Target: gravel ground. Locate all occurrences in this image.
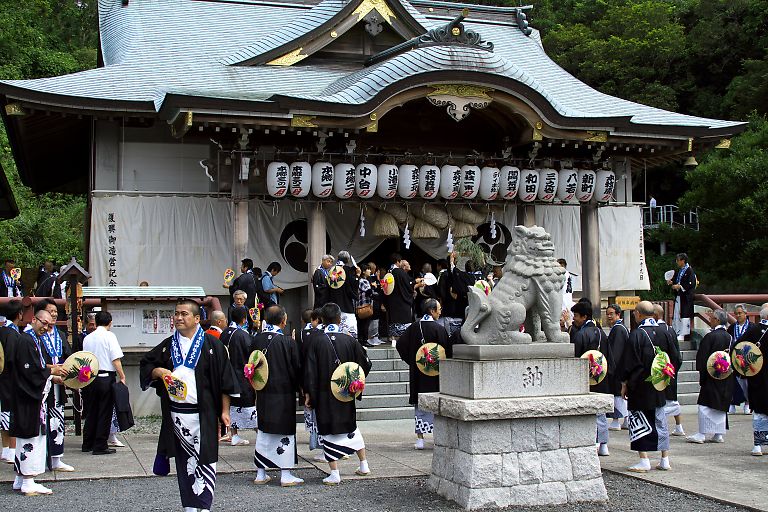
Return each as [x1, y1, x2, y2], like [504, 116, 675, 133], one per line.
[0, 470, 749, 511]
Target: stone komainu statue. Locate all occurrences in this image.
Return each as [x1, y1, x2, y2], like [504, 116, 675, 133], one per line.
[461, 225, 569, 345]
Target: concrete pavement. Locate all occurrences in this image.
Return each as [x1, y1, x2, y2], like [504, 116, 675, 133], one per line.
[1, 412, 765, 510]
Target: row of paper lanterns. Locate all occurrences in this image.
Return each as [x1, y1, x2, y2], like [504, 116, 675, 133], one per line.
[266, 162, 616, 203]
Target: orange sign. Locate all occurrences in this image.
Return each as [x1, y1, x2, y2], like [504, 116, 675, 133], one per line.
[615, 296, 641, 310]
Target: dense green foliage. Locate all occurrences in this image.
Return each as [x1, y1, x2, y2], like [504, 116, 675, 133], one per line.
[669, 116, 768, 292]
[0, 0, 766, 288]
[531, 0, 768, 119]
[0, 0, 97, 267]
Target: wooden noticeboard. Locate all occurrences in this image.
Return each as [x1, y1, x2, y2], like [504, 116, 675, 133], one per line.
[614, 296, 641, 310]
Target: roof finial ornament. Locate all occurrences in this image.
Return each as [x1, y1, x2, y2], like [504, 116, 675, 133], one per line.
[365, 7, 492, 66]
[417, 8, 493, 51]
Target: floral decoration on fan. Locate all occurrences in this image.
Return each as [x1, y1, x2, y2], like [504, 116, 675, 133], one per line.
[711, 353, 730, 377]
[329, 267, 345, 285]
[645, 346, 675, 390]
[587, 352, 604, 380]
[732, 342, 763, 377]
[332, 363, 365, 399]
[417, 344, 441, 374]
[63, 357, 93, 383]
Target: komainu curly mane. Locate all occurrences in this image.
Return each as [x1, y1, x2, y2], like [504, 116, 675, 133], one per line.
[461, 225, 568, 345]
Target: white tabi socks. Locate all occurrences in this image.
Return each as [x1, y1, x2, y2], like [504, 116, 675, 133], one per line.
[12, 474, 23, 491]
[51, 456, 75, 472]
[355, 459, 370, 476]
[280, 470, 304, 487]
[20, 478, 53, 496]
[1, 447, 14, 462]
[253, 468, 271, 484]
[627, 458, 652, 473]
[322, 469, 341, 485]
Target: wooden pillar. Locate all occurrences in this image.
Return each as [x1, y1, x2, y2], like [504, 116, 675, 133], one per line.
[615, 157, 633, 203]
[68, 276, 83, 436]
[516, 204, 536, 227]
[580, 202, 601, 320]
[232, 199, 249, 268]
[307, 203, 326, 307]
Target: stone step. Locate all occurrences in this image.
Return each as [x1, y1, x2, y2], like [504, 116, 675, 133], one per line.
[366, 347, 400, 359]
[363, 382, 410, 396]
[356, 406, 414, 421]
[680, 360, 695, 371]
[678, 393, 699, 406]
[678, 340, 696, 351]
[677, 381, 702, 395]
[293, 406, 414, 423]
[677, 370, 699, 383]
[371, 358, 409, 371]
[357, 393, 412, 409]
[366, 369, 410, 383]
[681, 350, 698, 360]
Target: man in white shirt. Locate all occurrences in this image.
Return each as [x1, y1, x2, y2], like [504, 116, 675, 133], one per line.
[82, 311, 125, 455]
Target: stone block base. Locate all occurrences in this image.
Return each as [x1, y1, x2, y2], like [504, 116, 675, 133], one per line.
[426, 397, 610, 510]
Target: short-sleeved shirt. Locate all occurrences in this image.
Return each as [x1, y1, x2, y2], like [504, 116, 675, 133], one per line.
[83, 326, 124, 372]
[262, 273, 278, 304]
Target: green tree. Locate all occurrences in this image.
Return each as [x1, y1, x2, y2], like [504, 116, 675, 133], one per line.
[538, 0, 687, 111]
[669, 115, 768, 291]
[0, 0, 97, 268]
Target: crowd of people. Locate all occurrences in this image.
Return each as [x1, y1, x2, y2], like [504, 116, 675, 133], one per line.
[571, 254, 767, 473]
[0, 299, 127, 496]
[1, 250, 766, 511]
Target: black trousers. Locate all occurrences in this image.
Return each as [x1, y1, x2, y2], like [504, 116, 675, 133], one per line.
[82, 374, 115, 452]
[357, 316, 372, 345]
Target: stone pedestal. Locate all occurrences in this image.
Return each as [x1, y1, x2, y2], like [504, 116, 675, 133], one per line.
[420, 348, 613, 510]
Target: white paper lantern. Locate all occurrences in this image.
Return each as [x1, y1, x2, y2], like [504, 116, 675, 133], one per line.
[397, 164, 419, 199]
[355, 163, 378, 199]
[500, 165, 520, 200]
[460, 165, 481, 199]
[439, 165, 461, 199]
[518, 169, 539, 202]
[376, 164, 398, 199]
[479, 166, 501, 201]
[333, 163, 356, 199]
[537, 168, 559, 202]
[267, 161, 290, 198]
[595, 170, 616, 202]
[311, 162, 334, 198]
[289, 161, 311, 198]
[576, 169, 597, 202]
[418, 165, 441, 199]
[556, 169, 579, 202]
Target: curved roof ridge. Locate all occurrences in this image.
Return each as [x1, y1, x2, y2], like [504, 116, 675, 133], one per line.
[220, 0, 346, 66]
[297, 45, 576, 113]
[220, 0, 429, 66]
[278, 44, 743, 131]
